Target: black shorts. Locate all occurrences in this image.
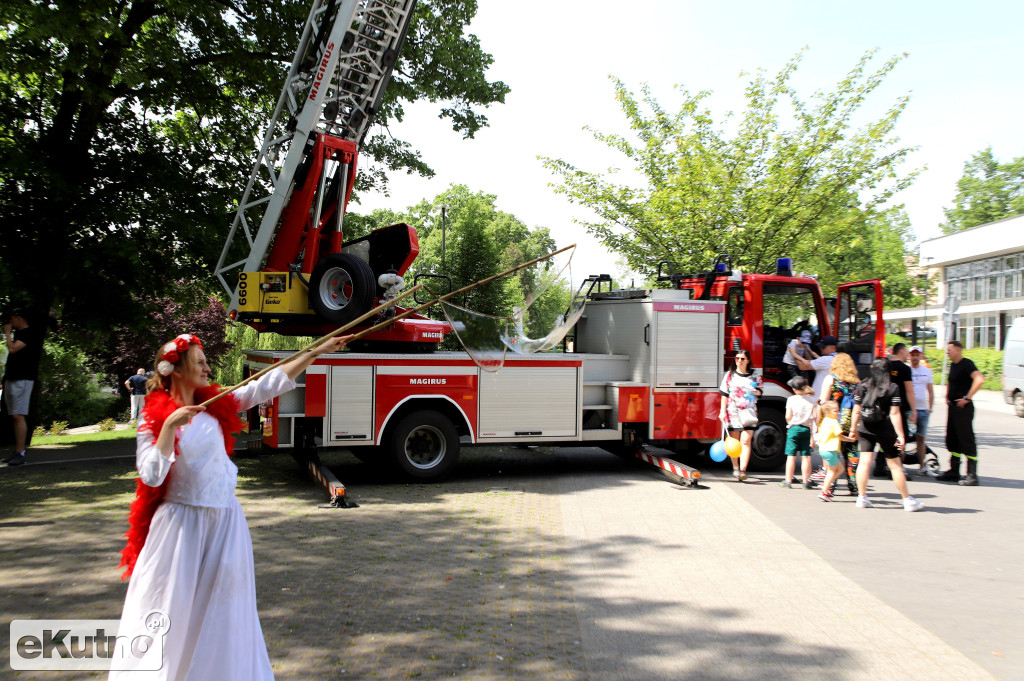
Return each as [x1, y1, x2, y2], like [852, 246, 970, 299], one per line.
[857, 427, 901, 459]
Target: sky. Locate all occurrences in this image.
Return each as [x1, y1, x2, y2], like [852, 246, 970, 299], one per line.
[354, 0, 1024, 280]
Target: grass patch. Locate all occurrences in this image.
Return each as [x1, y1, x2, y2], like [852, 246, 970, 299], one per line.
[32, 429, 137, 446]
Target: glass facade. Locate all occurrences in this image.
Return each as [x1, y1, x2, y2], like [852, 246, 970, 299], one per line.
[943, 252, 1024, 348]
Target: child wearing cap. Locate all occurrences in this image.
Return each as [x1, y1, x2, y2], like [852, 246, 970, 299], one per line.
[782, 330, 818, 381]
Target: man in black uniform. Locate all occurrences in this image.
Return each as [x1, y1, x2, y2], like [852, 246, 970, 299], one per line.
[937, 340, 985, 485]
[3, 308, 43, 466]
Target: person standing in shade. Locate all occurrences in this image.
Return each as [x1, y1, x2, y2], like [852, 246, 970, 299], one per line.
[3, 308, 43, 467]
[908, 346, 934, 474]
[936, 340, 985, 486]
[124, 368, 148, 423]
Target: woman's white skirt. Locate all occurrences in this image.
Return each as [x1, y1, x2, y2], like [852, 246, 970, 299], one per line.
[109, 499, 274, 680]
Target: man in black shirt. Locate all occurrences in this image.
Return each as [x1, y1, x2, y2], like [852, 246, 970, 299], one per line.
[936, 340, 985, 485]
[3, 309, 43, 466]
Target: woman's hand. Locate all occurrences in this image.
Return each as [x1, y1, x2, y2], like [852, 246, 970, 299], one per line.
[718, 410, 727, 422]
[315, 334, 353, 355]
[165, 406, 205, 430]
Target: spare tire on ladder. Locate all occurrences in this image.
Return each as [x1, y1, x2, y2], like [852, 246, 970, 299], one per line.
[308, 253, 376, 324]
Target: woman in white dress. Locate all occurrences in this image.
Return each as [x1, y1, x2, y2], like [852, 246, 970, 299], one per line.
[110, 332, 347, 680]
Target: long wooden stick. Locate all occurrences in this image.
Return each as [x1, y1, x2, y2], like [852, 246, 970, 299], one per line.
[341, 244, 576, 342]
[199, 283, 423, 406]
[203, 244, 575, 405]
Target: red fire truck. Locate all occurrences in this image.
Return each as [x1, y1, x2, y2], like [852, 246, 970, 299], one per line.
[243, 258, 885, 480]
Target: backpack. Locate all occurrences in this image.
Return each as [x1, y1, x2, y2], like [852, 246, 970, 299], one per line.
[859, 386, 886, 424]
[833, 378, 855, 429]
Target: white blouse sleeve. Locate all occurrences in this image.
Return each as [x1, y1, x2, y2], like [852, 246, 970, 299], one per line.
[135, 415, 174, 487]
[231, 367, 298, 412]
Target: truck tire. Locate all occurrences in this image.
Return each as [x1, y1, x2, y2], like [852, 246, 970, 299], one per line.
[387, 410, 460, 480]
[1015, 391, 1024, 418]
[309, 253, 375, 325]
[749, 404, 787, 471]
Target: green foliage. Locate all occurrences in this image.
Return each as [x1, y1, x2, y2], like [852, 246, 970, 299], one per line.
[98, 418, 118, 432]
[0, 1, 507, 330]
[213, 323, 315, 388]
[349, 185, 570, 336]
[802, 208, 921, 309]
[46, 421, 70, 436]
[542, 50, 919, 288]
[941, 147, 1024, 233]
[924, 347, 1003, 391]
[37, 340, 117, 428]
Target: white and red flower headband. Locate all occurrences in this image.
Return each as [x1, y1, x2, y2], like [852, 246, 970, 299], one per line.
[156, 334, 204, 376]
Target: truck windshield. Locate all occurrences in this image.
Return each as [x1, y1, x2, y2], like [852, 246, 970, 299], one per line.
[761, 285, 819, 379]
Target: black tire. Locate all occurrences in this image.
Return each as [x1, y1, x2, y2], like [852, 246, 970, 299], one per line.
[1015, 392, 1024, 418]
[308, 253, 375, 324]
[386, 410, 460, 480]
[749, 404, 787, 471]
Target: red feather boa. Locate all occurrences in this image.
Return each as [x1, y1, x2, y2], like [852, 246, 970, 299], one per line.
[118, 385, 245, 580]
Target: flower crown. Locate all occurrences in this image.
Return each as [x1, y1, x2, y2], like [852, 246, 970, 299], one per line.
[156, 334, 204, 376]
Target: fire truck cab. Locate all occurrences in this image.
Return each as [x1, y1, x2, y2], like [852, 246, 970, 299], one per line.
[662, 256, 886, 469]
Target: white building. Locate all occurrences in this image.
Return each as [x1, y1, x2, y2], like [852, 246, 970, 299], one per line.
[885, 214, 1024, 349]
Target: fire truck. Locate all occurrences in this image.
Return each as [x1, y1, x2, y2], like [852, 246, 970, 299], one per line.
[242, 259, 885, 484]
[213, 1, 887, 492]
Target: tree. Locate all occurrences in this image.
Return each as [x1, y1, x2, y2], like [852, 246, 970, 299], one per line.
[348, 186, 569, 336]
[541, 51, 918, 280]
[801, 207, 921, 309]
[941, 147, 1024, 233]
[0, 0, 508, 330]
[92, 287, 232, 391]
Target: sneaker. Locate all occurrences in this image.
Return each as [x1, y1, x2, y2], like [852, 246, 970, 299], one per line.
[732, 469, 741, 478]
[778, 481, 793, 488]
[903, 497, 925, 512]
[803, 481, 815, 489]
[817, 491, 833, 502]
[855, 496, 873, 508]
[6, 453, 26, 467]
[958, 474, 979, 486]
[935, 469, 960, 482]
[847, 480, 858, 495]
[737, 471, 748, 481]
[809, 466, 827, 482]
[1, 452, 19, 464]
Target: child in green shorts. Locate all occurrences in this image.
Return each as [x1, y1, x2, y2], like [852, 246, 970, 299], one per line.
[780, 376, 817, 489]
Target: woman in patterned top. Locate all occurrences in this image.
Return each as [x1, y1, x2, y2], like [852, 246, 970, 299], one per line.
[718, 349, 763, 481]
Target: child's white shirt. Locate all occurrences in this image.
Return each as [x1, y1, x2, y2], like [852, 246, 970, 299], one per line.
[785, 394, 817, 429]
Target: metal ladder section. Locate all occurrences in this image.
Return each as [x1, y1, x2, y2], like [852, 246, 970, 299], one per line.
[214, 0, 419, 306]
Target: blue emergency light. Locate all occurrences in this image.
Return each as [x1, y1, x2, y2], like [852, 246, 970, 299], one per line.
[776, 258, 794, 277]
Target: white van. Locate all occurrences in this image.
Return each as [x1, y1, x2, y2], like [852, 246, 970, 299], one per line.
[1003, 318, 1024, 417]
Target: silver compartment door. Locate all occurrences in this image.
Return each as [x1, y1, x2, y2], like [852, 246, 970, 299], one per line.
[478, 366, 579, 439]
[328, 366, 374, 442]
[654, 312, 722, 388]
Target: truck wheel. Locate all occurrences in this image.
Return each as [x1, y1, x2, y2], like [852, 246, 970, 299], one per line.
[1015, 392, 1024, 418]
[309, 253, 375, 324]
[749, 405, 787, 471]
[387, 410, 460, 480]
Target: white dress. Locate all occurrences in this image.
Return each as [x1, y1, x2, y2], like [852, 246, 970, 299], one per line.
[110, 369, 295, 680]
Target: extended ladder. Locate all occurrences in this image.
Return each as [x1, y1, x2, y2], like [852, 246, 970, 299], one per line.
[214, 0, 419, 313]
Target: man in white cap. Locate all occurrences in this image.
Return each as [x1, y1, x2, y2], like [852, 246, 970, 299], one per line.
[908, 346, 933, 474]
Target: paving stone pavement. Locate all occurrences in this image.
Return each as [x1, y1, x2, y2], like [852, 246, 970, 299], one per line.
[0, 443, 1003, 680]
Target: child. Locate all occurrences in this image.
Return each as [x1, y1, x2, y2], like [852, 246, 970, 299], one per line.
[780, 376, 817, 488]
[782, 330, 817, 380]
[816, 401, 846, 501]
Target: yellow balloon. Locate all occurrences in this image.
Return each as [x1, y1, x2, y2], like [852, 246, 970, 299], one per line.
[724, 437, 742, 458]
